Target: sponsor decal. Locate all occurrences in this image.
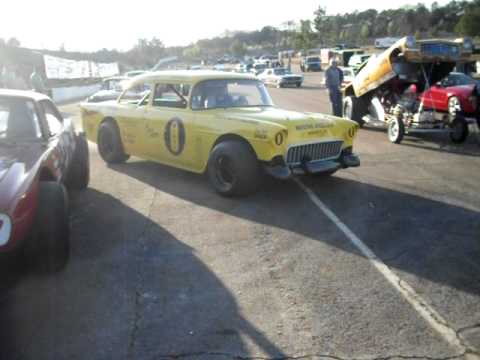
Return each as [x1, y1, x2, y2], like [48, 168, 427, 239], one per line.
[164, 117, 186, 155]
[307, 129, 328, 136]
[295, 122, 333, 131]
[254, 129, 268, 140]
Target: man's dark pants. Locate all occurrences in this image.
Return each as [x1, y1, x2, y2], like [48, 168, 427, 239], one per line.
[328, 87, 343, 117]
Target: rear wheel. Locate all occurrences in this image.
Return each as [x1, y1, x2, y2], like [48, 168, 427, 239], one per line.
[343, 96, 366, 126]
[97, 121, 130, 164]
[388, 117, 405, 144]
[207, 140, 261, 197]
[449, 117, 469, 143]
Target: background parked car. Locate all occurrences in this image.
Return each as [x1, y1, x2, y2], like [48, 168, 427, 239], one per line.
[348, 54, 372, 73]
[86, 76, 129, 103]
[124, 70, 147, 77]
[258, 67, 304, 88]
[340, 67, 355, 88]
[421, 72, 479, 119]
[301, 56, 322, 72]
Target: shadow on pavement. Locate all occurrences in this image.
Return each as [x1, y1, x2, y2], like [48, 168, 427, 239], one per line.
[112, 161, 480, 298]
[0, 188, 286, 360]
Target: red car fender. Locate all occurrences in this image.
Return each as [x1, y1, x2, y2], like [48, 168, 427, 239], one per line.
[0, 178, 39, 252]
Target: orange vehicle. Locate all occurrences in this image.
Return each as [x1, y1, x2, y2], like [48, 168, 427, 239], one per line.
[343, 36, 474, 143]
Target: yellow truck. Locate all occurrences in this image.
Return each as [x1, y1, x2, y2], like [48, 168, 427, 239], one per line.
[343, 36, 474, 143]
[80, 70, 360, 196]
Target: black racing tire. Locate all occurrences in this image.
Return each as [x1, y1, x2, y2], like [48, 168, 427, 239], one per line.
[343, 96, 366, 126]
[388, 118, 405, 144]
[448, 96, 462, 117]
[97, 121, 130, 164]
[66, 133, 90, 190]
[449, 117, 469, 144]
[207, 140, 261, 197]
[26, 182, 70, 273]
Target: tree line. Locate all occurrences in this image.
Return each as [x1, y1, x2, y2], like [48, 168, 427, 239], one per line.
[1, 0, 480, 71]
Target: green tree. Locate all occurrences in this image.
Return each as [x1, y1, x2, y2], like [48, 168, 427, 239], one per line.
[455, 7, 480, 37]
[294, 20, 316, 53]
[230, 40, 246, 57]
[360, 23, 371, 40]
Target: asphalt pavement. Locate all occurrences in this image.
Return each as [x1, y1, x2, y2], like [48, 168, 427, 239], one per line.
[0, 69, 479, 360]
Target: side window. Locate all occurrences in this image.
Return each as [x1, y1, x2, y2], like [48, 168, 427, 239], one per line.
[152, 83, 187, 109]
[0, 99, 42, 139]
[41, 100, 63, 137]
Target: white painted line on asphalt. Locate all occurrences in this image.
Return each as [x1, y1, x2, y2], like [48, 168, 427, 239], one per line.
[294, 178, 471, 354]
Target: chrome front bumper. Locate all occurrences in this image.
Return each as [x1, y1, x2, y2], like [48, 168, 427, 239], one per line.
[264, 153, 360, 180]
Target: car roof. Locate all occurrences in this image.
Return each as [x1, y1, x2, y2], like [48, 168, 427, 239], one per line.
[130, 70, 257, 86]
[104, 76, 128, 81]
[0, 89, 50, 102]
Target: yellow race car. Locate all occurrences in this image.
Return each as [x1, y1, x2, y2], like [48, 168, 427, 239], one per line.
[80, 71, 360, 196]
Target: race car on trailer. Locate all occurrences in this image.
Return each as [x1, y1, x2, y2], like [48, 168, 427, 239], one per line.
[343, 36, 475, 144]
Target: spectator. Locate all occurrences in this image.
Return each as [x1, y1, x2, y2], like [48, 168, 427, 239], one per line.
[325, 58, 344, 117]
[30, 67, 47, 94]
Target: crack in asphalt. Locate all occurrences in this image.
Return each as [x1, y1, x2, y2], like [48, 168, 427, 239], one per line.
[395, 279, 480, 357]
[127, 188, 158, 360]
[154, 351, 472, 360]
[458, 323, 480, 335]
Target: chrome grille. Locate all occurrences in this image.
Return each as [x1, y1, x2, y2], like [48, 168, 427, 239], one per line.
[286, 141, 343, 165]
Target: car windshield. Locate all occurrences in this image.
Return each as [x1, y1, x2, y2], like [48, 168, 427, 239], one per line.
[274, 68, 291, 75]
[450, 73, 476, 86]
[307, 57, 319, 63]
[191, 79, 273, 110]
[0, 97, 42, 142]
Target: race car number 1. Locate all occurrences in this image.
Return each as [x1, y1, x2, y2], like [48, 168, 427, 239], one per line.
[164, 117, 186, 156]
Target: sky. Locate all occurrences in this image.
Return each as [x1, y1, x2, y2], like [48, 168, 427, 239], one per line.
[0, 0, 451, 52]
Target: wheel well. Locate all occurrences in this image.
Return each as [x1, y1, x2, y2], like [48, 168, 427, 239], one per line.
[39, 167, 56, 182]
[344, 85, 355, 97]
[212, 134, 258, 159]
[101, 116, 118, 127]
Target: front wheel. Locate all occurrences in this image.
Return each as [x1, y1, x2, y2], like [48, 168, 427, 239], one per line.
[388, 118, 405, 144]
[449, 117, 469, 143]
[24, 182, 70, 273]
[97, 121, 130, 164]
[66, 133, 90, 190]
[448, 96, 462, 117]
[207, 140, 262, 197]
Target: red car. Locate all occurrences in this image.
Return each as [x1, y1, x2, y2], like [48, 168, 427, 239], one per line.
[0, 90, 89, 272]
[421, 72, 479, 118]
